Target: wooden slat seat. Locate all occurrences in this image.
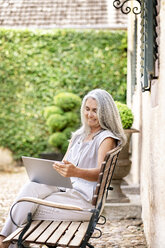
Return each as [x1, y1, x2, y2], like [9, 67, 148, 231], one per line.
[4, 220, 89, 247]
[3, 145, 122, 248]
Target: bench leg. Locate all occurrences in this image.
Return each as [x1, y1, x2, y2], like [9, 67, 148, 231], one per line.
[17, 213, 32, 248]
[86, 243, 94, 248]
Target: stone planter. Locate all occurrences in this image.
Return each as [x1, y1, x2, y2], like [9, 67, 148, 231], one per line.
[107, 128, 139, 203]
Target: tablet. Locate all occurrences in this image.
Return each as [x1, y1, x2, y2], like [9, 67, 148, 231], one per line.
[22, 156, 72, 188]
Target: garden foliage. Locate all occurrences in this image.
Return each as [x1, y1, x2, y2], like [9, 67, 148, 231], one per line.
[0, 28, 127, 159]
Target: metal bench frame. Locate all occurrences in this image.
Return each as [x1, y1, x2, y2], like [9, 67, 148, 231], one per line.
[3, 145, 122, 248]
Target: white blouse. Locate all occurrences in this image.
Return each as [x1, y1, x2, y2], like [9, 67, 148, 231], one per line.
[65, 129, 120, 201]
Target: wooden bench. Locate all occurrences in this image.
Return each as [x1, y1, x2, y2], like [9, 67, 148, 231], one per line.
[3, 145, 122, 248]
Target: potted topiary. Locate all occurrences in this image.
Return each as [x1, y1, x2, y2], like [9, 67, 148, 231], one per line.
[41, 92, 81, 160]
[115, 101, 138, 173]
[115, 101, 134, 129]
[107, 102, 139, 203]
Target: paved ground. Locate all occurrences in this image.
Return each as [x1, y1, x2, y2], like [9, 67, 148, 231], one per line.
[0, 169, 148, 247]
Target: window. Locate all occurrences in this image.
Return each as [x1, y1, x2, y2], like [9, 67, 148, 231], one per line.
[140, 0, 160, 92]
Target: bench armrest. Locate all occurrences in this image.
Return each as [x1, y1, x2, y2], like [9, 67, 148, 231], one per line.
[15, 196, 85, 211]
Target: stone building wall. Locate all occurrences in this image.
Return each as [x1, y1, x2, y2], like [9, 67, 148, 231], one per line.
[127, 1, 165, 247]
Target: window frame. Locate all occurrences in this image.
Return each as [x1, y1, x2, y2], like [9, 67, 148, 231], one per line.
[140, 0, 160, 92]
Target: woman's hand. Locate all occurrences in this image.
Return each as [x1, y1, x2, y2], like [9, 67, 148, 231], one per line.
[53, 160, 76, 178]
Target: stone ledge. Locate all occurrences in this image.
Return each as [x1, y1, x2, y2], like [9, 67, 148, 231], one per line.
[121, 184, 140, 195]
[103, 194, 142, 220]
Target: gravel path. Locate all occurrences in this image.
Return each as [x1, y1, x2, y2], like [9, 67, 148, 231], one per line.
[0, 169, 147, 247]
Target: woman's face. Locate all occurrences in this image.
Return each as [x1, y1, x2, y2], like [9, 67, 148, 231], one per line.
[84, 98, 101, 130]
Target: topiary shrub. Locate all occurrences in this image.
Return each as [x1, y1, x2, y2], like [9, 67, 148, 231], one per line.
[44, 106, 64, 119]
[63, 127, 76, 139]
[54, 92, 81, 111]
[46, 114, 67, 133]
[115, 102, 134, 129]
[64, 112, 80, 127]
[48, 132, 68, 154]
[44, 92, 81, 154]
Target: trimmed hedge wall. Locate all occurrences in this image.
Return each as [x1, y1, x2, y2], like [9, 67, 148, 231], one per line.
[0, 28, 127, 160]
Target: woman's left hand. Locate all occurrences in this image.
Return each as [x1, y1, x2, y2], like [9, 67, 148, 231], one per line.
[53, 160, 76, 177]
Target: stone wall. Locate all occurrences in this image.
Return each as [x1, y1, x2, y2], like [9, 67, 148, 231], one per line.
[127, 1, 165, 247]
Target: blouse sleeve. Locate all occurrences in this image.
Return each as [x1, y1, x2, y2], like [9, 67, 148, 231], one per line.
[97, 130, 120, 148]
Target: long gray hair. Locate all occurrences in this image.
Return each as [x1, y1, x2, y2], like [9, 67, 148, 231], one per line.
[72, 89, 126, 146]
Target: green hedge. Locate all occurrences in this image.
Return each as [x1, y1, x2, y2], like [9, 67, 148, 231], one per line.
[0, 28, 127, 160]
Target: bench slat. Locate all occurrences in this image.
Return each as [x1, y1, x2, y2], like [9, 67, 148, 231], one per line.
[58, 222, 81, 246]
[36, 221, 61, 243]
[69, 222, 89, 247]
[3, 226, 24, 243]
[46, 221, 71, 245]
[13, 220, 41, 241]
[25, 220, 52, 242]
[96, 163, 115, 206]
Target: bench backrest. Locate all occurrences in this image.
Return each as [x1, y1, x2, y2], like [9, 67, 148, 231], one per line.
[92, 145, 122, 210]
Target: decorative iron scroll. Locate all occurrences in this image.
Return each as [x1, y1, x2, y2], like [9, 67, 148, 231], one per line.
[113, 0, 141, 15]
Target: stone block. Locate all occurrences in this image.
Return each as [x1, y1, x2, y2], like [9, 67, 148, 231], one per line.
[103, 194, 142, 220]
[0, 147, 16, 172]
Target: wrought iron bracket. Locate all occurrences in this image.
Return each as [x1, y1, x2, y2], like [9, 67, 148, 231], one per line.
[113, 0, 142, 15]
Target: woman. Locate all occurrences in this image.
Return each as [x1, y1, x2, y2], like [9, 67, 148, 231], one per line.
[0, 89, 126, 248]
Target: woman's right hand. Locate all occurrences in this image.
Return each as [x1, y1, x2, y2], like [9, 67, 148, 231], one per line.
[53, 161, 77, 178]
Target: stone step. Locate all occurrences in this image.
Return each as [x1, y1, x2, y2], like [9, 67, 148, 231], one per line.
[103, 194, 142, 220]
[121, 184, 140, 195]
